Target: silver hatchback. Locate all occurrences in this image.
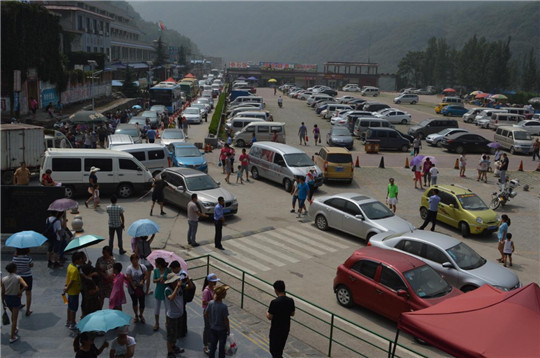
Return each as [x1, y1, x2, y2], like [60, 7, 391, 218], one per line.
[369, 230, 521, 292]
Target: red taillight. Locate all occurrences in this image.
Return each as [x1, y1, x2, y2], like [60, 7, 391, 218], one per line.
[324, 161, 328, 171]
[367, 241, 371, 246]
[447, 139, 454, 144]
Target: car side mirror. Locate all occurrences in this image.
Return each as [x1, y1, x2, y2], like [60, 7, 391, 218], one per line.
[200, 151, 205, 155]
[355, 214, 365, 220]
[177, 186, 185, 191]
[314, 153, 319, 156]
[397, 289, 409, 298]
[442, 262, 454, 269]
[216, 182, 221, 186]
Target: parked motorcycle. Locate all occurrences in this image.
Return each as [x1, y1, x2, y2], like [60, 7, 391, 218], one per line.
[489, 178, 520, 210]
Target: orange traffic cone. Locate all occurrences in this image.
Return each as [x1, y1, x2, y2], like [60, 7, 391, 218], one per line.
[355, 156, 360, 168]
[405, 157, 410, 168]
[204, 144, 208, 153]
[454, 158, 459, 169]
[518, 160, 523, 171]
[536, 162, 540, 172]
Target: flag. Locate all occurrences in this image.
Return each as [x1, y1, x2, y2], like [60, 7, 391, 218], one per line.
[159, 21, 166, 31]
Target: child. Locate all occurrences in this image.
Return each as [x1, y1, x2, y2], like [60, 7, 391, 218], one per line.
[236, 165, 243, 184]
[503, 233, 515, 267]
[93, 184, 100, 208]
[109, 263, 127, 310]
[459, 154, 467, 177]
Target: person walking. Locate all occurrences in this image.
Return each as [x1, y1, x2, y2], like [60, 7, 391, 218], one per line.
[499, 153, 509, 184]
[45, 211, 63, 268]
[298, 122, 307, 145]
[296, 176, 309, 218]
[459, 153, 467, 177]
[109, 263, 127, 310]
[413, 136, 421, 156]
[12, 248, 33, 316]
[429, 164, 439, 185]
[497, 214, 511, 263]
[413, 163, 423, 190]
[107, 195, 126, 255]
[164, 272, 193, 358]
[239, 148, 250, 182]
[187, 193, 207, 247]
[419, 188, 440, 231]
[532, 138, 540, 161]
[213, 197, 226, 250]
[386, 178, 398, 213]
[150, 173, 170, 216]
[85, 166, 100, 209]
[63, 252, 84, 330]
[266, 280, 295, 358]
[152, 258, 170, 331]
[205, 285, 230, 358]
[219, 144, 230, 174]
[224, 153, 232, 184]
[202, 273, 220, 354]
[313, 124, 320, 145]
[126, 255, 147, 324]
[2, 262, 28, 343]
[13, 162, 31, 185]
[146, 127, 157, 143]
[229, 147, 236, 174]
[502, 233, 515, 267]
[290, 176, 299, 213]
[423, 158, 432, 187]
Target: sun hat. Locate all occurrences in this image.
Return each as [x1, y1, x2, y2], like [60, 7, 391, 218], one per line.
[214, 285, 229, 298]
[90, 166, 100, 172]
[164, 273, 181, 284]
[207, 273, 220, 282]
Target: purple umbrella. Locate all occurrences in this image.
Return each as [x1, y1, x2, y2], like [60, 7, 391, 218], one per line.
[488, 142, 502, 149]
[410, 155, 425, 167]
[48, 198, 78, 212]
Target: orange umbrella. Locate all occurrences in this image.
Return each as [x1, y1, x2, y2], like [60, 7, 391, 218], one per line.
[184, 73, 195, 78]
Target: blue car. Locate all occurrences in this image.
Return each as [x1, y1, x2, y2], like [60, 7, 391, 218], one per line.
[442, 105, 468, 117]
[167, 143, 208, 173]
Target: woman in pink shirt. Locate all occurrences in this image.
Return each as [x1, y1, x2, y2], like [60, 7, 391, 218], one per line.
[109, 263, 127, 310]
[201, 273, 220, 354]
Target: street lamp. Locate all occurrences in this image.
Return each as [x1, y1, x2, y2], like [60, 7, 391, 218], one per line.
[87, 60, 101, 110]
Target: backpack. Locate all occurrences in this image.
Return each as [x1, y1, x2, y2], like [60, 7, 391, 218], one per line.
[183, 279, 196, 303]
[43, 217, 59, 241]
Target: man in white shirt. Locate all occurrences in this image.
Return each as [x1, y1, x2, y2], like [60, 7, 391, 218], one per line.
[186, 194, 207, 247]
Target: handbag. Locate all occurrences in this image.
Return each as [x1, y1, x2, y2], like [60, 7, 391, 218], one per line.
[3, 308, 10, 325]
[225, 333, 238, 356]
[134, 286, 145, 298]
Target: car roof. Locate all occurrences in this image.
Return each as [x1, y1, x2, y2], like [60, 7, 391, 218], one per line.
[350, 246, 426, 272]
[169, 142, 197, 148]
[446, 132, 484, 140]
[498, 126, 527, 132]
[113, 143, 166, 151]
[384, 230, 459, 251]
[425, 184, 473, 195]
[321, 147, 351, 154]
[251, 141, 303, 153]
[323, 192, 374, 203]
[164, 167, 205, 177]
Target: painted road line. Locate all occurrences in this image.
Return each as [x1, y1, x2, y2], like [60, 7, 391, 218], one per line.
[207, 250, 267, 274]
[241, 234, 300, 263]
[288, 225, 351, 249]
[252, 233, 313, 259]
[226, 240, 287, 267]
[265, 231, 326, 255]
[276, 228, 338, 252]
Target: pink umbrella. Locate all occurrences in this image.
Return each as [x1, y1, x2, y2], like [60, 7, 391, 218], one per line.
[443, 88, 456, 93]
[475, 93, 491, 99]
[146, 250, 188, 272]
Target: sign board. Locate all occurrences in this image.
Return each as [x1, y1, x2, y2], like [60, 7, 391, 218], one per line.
[229, 62, 248, 69]
[41, 88, 60, 108]
[259, 62, 318, 72]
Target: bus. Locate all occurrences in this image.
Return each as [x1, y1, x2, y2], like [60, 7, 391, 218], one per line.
[149, 82, 183, 114]
[178, 79, 199, 101]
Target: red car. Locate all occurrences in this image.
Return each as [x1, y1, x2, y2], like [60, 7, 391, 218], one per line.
[333, 247, 462, 322]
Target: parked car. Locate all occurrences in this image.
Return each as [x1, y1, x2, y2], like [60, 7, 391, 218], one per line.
[140, 111, 159, 128]
[336, 95, 357, 103]
[161, 167, 237, 215]
[182, 107, 202, 124]
[362, 102, 390, 112]
[128, 116, 147, 126]
[326, 127, 354, 149]
[425, 128, 469, 147]
[342, 84, 361, 92]
[160, 129, 186, 146]
[513, 120, 540, 136]
[190, 103, 208, 117]
[440, 132, 490, 154]
[369, 231, 522, 292]
[442, 105, 469, 117]
[166, 142, 208, 173]
[393, 93, 419, 104]
[364, 128, 411, 152]
[419, 185, 499, 236]
[309, 193, 415, 242]
[408, 118, 459, 139]
[374, 109, 412, 124]
[462, 108, 484, 123]
[333, 246, 461, 322]
[313, 147, 353, 183]
[114, 124, 142, 144]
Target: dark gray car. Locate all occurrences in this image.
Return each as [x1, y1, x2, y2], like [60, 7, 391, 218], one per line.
[327, 127, 354, 149]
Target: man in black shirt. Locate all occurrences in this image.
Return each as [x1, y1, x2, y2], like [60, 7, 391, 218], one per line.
[266, 280, 295, 358]
[150, 173, 170, 216]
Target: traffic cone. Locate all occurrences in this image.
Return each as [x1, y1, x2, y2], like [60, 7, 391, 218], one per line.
[355, 156, 360, 168]
[518, 160, 523, 171]
[405, 157, 410, 168]
[536, 162, 540, 172]
[379, 157, 385, 169]
[454, 158, 459, 169]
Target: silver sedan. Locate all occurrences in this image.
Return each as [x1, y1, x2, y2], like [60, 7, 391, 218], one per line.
[326, 127, 354, 149]
[369, 230, 521, 292]
[308, 193, 415, 242]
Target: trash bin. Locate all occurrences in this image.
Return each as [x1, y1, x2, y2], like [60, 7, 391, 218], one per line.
[365, 139, 380, 154]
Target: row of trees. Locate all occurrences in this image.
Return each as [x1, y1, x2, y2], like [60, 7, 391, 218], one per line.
[397, 36, 538, 93]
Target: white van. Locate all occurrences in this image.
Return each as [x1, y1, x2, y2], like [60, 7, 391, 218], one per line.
[233, 111, 272, 121]
[494, 126, 534, 155]
[106, 134, 134, 149]
[322, 104, 353, 119]
[474, 109, 508, 127]
[234, 122, 286, 147]
[229, 96, 264, 108]
[353, 117, 394, 138]
[225, 117, 265, 133]
[40, 149, 153, 198]
[442, 96, 463, 105]
[361, 87, 380, 97]
[489, 113, 525, 129]
[500, 107, 534, 119]
[113, 144, 171, 177]
[248, 142, 323, 192]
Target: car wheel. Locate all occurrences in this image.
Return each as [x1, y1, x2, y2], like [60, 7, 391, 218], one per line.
[117, 183, 133, 198]
[315, 214, 329, 231]
[461, 285, 477, 293]
[420, 207, 428, 220]
[401, 145, 409, 152]
[401, 119, 408, 124]
[436, 141, 443, 148]
[510, 146, 516, 155]
[460, 222, 470, 237]
[455, 146, 464, 154]
[395, 100, 401, 104]
[335, 285, 354, 308]
[366, 232, 376, 243]
[283, 178, 292, 192]
[251, 167, 259, 180]
[236, 139, 245, 147]
[411, 101, 417, 104]
[63, 185, 75, 199]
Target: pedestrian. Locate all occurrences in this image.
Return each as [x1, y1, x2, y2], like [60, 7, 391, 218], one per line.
[13, 162, 31, 185]
[236, 165, 244, 183]
[202, 273, 220, 355]
[134, 235, 154, 295]
[146, 127, 157, 143]
[532, 138, 540, 161]
[63, 251, 84, 330]
[224, 153, 232, 184]
[413, 136, 421, 156]
[92, 184, 100, 208]
[126, 255, 147, 323]
[109, 326, 136, 358]
[106, 195, 126, 255]
[187, 193, 208, 247]
[150, 173, 170, 216]
[290, 176, 299, 213]
[497, 214, 511, 263]
[85, 166, 100, 209]
[429, 164, 439, 185]
[152, 258, 170, 331]
[46, 102, 55, 118]
[182, 117, 189, 137]
[423, 158, 432, 186]
[164, 272, 193, 358]
[1, 262, 28, 343]
[109, 263, 127, 310]
[313, 124, 320, 145]
[266, 280, 295, 358]
[419, 188, 440, 231]
[273, 87, 277, 96]
[494, 147, 502, 163]
[386, 178, 398, 213]
[306, 167, 317, 205]
[220, 144, 231, 174]
[229, 147, 236, 173]
[80, 263, 101, 318]
[459, 153, 467, 177]
[296, 176, 309, 218]
[502, 232, 515, 267]
[95, 246, 115, 308]
[272, 130, 278, 142]
[214, 197, 226, 250]
[30, 97, 38, 118]
[84, 130, 92, 148]
[41, 169, 57, 186]
[90, 131, 98, 149]
[298, 122, 307, 145]
[166, 265, 193, 339]
[12, 248, 33, 316]
[251, 132, 257, 146]
[205, 285, 230, 358]
[478, 154, 490, 183]
[413, 163, 423, 190]
[499, 153, 509, 184]
[73, 332, 108, 358]
[45, 211, 63, 268]
[239, 148, 250, 182]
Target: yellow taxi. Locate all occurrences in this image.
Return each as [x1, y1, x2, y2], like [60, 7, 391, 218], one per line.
[313, 147, 354, 184]
[434, 102, 450, 114]
[420, 184, 499, 237]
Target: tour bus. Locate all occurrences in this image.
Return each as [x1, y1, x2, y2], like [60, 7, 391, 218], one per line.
[180, 77, 199, 100]
[149, 82, 183, 114]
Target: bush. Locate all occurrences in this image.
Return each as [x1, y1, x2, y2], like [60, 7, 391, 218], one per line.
[209, 85, 228, 135]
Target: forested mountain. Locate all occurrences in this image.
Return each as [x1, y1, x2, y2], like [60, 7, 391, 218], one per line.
[130, 1, 539, 73]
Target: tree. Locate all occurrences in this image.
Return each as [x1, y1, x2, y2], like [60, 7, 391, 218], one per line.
[154, 36, 168, 67]
[397, 51, 424, 88]
[522, 48, 537, 91]
[121, 65, 138, 97]
[177, 45, 190, 72]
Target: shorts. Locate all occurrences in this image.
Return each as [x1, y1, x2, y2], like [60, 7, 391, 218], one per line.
[387, 197, 398, 205]
[292, 195, 298, 206]
[47, 239, 55, 253]
[54, 239, 65, 254]
[240, 166, 249, 175]
[22, 276, 33, 291]
[166, 316, 182, 343]
[4, 295, 22, 309]
[298, 199, 306, 209]
[414, 172, 422, 181]
[68, 294, 79, 313]
[152, 191, 164, 203]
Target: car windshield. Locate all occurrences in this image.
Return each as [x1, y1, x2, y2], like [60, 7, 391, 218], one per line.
[446, 242, 486, 270]
[457, 194, 488, 210]
[184, 108, 199, 115]
[283, 153, 313, 167]
[175, 147, 200, 157]
[185, 175, 218, 191]
[327, 154, 352, 163]
[419, 119, 431, 126]
[332, 128, 351, 136]
[403, 265, 452, 299]
[116, 128, 138, 137]
[514, 131, 532, 140]
[162, 131, 184, 139]
[438, 128, 452, 136]
[359, 201, 394, 220]
[142, 111, 157, 118]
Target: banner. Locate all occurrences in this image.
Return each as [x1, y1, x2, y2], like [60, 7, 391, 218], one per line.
[259, 62, 318, 72]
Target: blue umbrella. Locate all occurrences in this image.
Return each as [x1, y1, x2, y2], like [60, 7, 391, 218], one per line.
[132, 104, 142, 110]
[127, 219, 160, 237]
[5, 231, 48, 249]
[410, 155, 425, 167]
[76, 309, 131, 333]
[247, 76, 257, 81]
[64, 234, 105, 253]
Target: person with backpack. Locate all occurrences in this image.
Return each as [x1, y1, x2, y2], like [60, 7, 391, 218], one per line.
[45, 211, 63, 268]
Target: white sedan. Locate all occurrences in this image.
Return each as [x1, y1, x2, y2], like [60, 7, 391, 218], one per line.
[374, 109, 412, 124]
[514, 120, 540, 136]
[426, 128, 469, 146]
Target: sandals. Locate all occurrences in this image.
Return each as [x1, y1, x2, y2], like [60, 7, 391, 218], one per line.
[25, 310, 32, 317]
[134, 316, 140, 323]
[153, 324, 159, 331]
[139, 315, 145, 324]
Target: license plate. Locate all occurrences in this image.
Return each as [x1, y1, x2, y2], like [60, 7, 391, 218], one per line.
[224, 208, 231, 214]
[335, 167, 344, 172]
[488, 225, 497, 230]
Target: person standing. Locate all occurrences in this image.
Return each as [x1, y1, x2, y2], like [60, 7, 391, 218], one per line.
[95, 246, 115, 308]
[107, 195, 126, 255]
[45, 211, 63, 268]
[296, 176, 309, 218]
[152, 258, 170, 331]
[13, 162, 31, 185]
[164, 272, 193, 358]
[202, 274, 220, 354]
[459, 154, 467, 178]
[298, 122, 307, 145]
[429, 164, 439, 185]
[532, 138, 540, 161]
[502, 233, 514, 267]
[187, 194, 207, 247]
[229, 147, 236, 173]
[290, 176, 299, 213]
[386, 178, 398, 213]
[224, 153, 232, 184]
[413, 136, 421, 156]
[213, 197, 226, 250]
[146, 127, 157, 143]
[12, 248, 33, 316]
[150, 173, 170, 216]
[30, 97, 38, 119]
[266, 280, 295, 358]
[126, 255, 147, 324]
[497, 214, 511, 263]
[63, 252, 84, 330]
[1, 262, 28, 343]
[109, 263, 127, 310]
[205, 285, 230, 358]
[272, 130, 278, 142]
[413, 163, 423, 190]
[85, 167, 100, 209]
[219, 144, 230, 174]
[423, 158, 432, 187]
[419, 188, 440, 231]
[313, 124, 320, 145]
[494, 147, 502, 163]
[499, 153, 509, 184]
[239, 148, 250, 182]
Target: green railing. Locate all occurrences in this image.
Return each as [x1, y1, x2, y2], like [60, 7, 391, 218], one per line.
[185, 254, 427, 358]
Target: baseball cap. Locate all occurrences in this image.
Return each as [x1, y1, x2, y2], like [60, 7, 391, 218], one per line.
[207, 273, 220, 282]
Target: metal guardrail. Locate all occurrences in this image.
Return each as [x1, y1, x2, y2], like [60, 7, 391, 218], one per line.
[185, 254, 427, 358]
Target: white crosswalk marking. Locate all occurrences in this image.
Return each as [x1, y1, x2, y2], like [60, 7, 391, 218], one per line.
[253, 233, 313, 259]
[265, 231, 326, 255]
[287, 225, 351, 249]
[275, 228, 338, 252]
[209, 248, 270, 273]
[226, 240, 286, 266]
[240, 234, 299, 263]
